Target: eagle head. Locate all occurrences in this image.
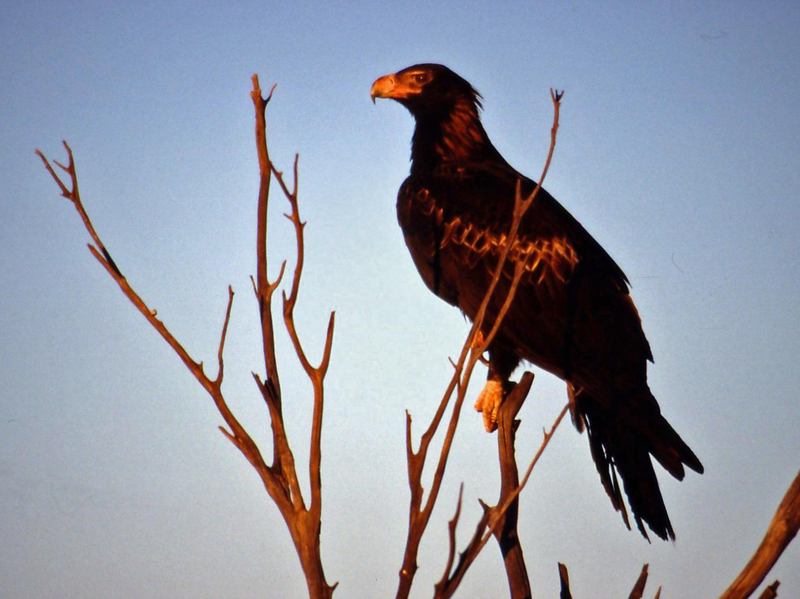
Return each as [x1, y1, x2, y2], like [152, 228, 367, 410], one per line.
[370, 63, 482, 116]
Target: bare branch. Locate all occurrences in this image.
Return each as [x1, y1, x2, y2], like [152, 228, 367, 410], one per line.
[434, 374, 535, 598]
[248, 75, 335, 596]
[757, 581, 780, 599]
[265, 150, 335, 523]
[36, 143, 122, 277]
[218, 425, 239, 448]
[251, 73, 283, 407]
[436, 483, 465, 592]
[435, 396, 569, 597]
[628, 563, 649, 599]
[558, 563, 573, 599]
[489, 373, 534, 598]
[720, 470, 800, 599]
[39, 73, 336, 598]
[524, 89, 563, 207]
[214, 286, 235, 385]
[318, 311, 336, 376]
[38, 143, 296, 526]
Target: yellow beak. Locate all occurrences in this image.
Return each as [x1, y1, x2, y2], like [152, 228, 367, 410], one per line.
[370, 74, 398, 104]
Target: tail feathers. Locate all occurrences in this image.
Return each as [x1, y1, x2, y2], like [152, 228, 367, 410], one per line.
[571, 386, 703, 542]
[644, 413, 704, 479]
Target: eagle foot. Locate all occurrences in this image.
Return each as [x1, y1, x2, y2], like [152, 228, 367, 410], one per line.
[474, 379, 504, 432]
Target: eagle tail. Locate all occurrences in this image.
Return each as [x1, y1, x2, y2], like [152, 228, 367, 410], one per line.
[570, 385, 703, 541]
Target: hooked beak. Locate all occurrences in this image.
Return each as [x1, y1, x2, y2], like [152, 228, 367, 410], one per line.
[370, 73, 398, 104]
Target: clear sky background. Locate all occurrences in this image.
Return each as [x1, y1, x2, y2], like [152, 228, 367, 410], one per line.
[2, 2, 799, 597]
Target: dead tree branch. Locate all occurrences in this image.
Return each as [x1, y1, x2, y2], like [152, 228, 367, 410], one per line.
[758, 581, 780, 599]
[720, 470, 800, 599]
[489, 371, 536, 599]
[37, 74, 336, 599]
[628, 563, 650, 599]
[556, 562, 660, 599]
[433, 373, 535, 599]
[434, 397, 570, 598]
[395, 89, 564, 599]
[558, 563, 573, 599]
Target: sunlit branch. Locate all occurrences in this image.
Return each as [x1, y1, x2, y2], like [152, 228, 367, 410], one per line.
[38, 74, 336, 599]
[251, 74, 284, 414]
[720, 470, 800, 599]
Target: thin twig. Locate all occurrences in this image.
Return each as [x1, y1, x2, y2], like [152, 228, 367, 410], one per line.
[214, 286, 235, 386]
[437, 483, 465, 591]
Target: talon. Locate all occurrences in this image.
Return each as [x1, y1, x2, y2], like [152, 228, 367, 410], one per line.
[474, 379, 504, 432]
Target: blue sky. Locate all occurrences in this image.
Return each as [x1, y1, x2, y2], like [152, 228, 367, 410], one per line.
[2, 1, 799, 597]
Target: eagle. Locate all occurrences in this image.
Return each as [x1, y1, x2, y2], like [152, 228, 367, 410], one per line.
[370, 63, 703, 541]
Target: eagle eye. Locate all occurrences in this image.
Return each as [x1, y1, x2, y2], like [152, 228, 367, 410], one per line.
[412, 72, 428, 84]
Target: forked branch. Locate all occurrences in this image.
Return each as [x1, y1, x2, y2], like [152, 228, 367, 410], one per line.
[435, 396, 570, 598]
[37, 74, 336, 599]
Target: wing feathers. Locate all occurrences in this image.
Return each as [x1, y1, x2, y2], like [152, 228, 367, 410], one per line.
[436, 204, 581, 288]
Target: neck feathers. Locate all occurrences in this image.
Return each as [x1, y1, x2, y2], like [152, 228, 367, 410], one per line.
[410, 97, 502, 173]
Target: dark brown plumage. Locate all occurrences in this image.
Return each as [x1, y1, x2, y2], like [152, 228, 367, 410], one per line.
[371, 63, 703, 541]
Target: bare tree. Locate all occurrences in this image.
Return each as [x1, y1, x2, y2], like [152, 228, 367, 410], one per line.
[37, 75, 798, 599]
[37, 75, 336, 599]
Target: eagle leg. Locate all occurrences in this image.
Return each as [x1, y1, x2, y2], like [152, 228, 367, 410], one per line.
[474, 342, 520, 432]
